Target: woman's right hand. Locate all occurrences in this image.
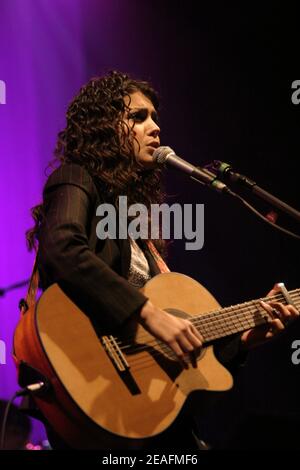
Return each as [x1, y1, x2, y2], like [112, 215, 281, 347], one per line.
[138, 300, 203, 365]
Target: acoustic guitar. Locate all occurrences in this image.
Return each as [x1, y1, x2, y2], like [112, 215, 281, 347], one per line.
[13, 272, 300, 449]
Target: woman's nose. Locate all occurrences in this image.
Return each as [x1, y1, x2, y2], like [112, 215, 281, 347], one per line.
[149, 120, 160, 138]
[152, 128, 160, 138]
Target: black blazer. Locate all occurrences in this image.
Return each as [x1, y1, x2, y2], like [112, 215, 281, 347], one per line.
[37, 163, 161, 331]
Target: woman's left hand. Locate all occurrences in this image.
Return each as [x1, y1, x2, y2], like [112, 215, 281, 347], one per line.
[241, 284, 299, 350]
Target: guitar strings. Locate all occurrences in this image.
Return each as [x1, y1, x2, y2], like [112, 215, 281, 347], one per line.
[118, 290, 300, 347]
[120, 296, 300, 367]
[109, 295, 300, 371]
[115, 293, 300, 365]
[126, 298, 300, 372]
[114, 290, 300, 351]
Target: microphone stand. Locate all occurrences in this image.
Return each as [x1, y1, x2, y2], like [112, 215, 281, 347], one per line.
[252, 184, 300, 223]
[207, 161, 300, 223]
[231, 174, 300, 223]
[0, 279, 30, 297]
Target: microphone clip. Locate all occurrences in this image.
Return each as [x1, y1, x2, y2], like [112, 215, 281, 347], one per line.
[206, 160, 257, 189]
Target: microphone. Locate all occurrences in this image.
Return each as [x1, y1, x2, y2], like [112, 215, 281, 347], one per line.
[152, 146, 233, 194]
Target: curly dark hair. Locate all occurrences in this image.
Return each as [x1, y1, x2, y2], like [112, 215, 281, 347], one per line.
[26, 70, 166, 254]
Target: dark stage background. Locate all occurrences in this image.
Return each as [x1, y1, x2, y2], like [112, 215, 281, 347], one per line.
[0, 0, 299, 449]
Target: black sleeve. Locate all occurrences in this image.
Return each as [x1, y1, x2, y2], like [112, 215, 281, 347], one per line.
[37, 163, 148, 330]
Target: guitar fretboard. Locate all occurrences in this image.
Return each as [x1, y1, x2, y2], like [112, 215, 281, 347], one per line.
[191, 288, 300, 343]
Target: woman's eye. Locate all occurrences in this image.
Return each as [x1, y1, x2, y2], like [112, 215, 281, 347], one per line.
[128, 110, 147, 122]
[127, 109, 159, 124]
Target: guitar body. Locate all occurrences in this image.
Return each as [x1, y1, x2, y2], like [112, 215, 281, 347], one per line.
[14, 272, 233, 449]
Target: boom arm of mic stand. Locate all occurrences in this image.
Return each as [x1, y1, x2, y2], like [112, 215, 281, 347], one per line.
[250, 184, 300, 223]
[206, 161, 300, 223]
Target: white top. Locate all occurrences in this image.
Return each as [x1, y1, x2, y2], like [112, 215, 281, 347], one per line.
[127, 238, 151, 288]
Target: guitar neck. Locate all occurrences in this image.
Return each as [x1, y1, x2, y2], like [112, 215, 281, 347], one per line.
[192, 288, 300, 343]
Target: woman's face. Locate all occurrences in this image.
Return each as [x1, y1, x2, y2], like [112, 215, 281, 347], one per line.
[123, 91, 160, 168]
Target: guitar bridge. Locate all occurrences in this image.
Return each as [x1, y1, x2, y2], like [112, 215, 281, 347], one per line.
[101, 335, 129, 372]
[101, 335, 141, 395]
